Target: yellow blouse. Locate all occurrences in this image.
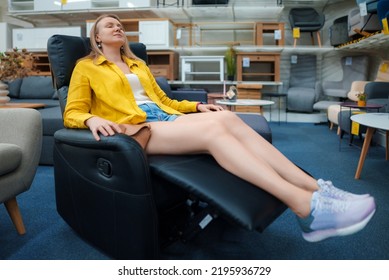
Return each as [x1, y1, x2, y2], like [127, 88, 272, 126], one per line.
[64, 55, 198, 128]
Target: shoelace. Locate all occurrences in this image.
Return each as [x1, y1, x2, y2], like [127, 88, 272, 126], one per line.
[317, 179, 353, 200]
[313, 193, 350, 213]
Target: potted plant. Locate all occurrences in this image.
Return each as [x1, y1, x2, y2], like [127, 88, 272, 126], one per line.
[225, 45, 236, 81]
[356, 91, 367, 107]
[0, 48, 37, 104]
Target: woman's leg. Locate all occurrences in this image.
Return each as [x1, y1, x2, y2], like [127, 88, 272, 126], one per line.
[146, 119, 312, 218]
[175, 111, 318, 192]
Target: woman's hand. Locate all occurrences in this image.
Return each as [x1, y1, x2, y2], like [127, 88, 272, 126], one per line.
[197, 103, 224, 112]
[85, 116, 123, 141]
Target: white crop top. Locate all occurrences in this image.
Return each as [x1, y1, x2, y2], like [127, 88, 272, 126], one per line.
[125, 73, 153, 105]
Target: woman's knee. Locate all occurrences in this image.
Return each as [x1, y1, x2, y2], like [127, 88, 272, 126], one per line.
[202, 118, 230, 138]
[213, 110, 244, 127]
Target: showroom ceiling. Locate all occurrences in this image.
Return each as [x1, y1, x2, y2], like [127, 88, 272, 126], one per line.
[6, 0, 349, 27]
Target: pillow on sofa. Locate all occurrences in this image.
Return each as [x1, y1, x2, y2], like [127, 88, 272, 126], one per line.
[6, 78, 23, 98]
[19, 76, 55, 99]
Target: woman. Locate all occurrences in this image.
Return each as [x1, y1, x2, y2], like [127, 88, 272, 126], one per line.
[64, 14, 376, 242]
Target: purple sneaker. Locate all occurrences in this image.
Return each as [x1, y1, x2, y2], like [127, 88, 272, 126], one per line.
[317, 179, 370, 200]
[297, 191, 376, 242]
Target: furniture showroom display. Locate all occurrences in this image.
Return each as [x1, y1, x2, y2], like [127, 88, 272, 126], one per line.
[47, 34, 287, 259]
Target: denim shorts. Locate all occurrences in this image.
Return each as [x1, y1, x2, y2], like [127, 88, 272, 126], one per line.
[138, 103, 178, 122]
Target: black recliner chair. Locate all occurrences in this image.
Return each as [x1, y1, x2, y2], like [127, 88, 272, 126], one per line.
[47, 34, 286, 259]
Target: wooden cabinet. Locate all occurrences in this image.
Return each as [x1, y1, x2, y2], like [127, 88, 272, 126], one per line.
[236, 52, 280, 82]
[147, 51, 178, 80]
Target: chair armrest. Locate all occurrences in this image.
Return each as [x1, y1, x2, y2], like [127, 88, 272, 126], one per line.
[314, 81, 322, 102]
[54, 128, 151, 195]
[0, 108, 42, 193]
[323, 80, 348, 98]
[54, 128, 159, 259]
[323, 80, 344, 90]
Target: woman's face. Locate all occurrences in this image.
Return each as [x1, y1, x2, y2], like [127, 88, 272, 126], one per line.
[95, 16, 126, 49]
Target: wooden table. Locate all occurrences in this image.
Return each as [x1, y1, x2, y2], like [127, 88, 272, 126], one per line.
[0, 102, 46, 109]
[350, 113, 389, 179]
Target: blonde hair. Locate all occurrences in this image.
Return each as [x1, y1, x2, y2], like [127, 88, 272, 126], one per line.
[88, 14, 139, 61]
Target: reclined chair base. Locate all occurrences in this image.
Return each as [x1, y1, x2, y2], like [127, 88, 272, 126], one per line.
[54, 125, 285, 260]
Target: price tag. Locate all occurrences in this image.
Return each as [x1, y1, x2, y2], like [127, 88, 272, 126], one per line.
[380, 62, 388, 73]
[382, 18, 389, 35]
[345, 57, 353, 66]
[293, 27, 300, 38]
[291, 55, 298, 64]
[274, 30, 281, 40]
[242, 57, 250, 68]
[359, 2, 368, 17]
[176, 28, 182, 39]
[351, 112, 365, 135]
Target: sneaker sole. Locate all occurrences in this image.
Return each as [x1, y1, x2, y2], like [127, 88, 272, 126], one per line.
[302, 209, 376, 242]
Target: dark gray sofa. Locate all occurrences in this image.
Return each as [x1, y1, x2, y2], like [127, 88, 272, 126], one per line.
[7, 76, 63, 165]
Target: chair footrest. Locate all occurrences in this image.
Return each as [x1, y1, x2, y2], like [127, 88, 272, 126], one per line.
[149, 154, 286, 231]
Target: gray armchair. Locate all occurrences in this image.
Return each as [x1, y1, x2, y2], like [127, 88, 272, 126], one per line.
[314, 55, 370, 112]
[0, 108, 42, 234]
[289, 7, 325, 47]
[287, 54, 321, 113]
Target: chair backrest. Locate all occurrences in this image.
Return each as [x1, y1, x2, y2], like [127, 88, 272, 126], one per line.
[340, 55, 369, 89]
[47, 34, 147, 114]
[289, 7, 325, 31]
[289, 54, 317, 88]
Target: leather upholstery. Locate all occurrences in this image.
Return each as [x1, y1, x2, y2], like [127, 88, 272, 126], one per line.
[48, 34, 285, 259]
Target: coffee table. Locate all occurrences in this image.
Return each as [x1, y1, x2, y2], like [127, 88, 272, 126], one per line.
[350, 113, 389, 179]
[216, 99, 275, 115]
[0, 102, 46, 109]
[339, 102, 384, 149]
